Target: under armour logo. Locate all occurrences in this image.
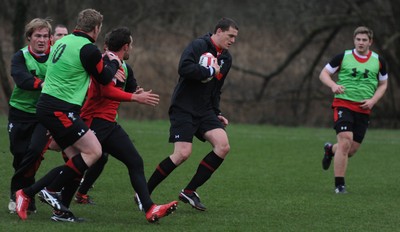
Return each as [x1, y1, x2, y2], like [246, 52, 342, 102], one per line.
[340, 126, 347, 130]
[175, 135, 180, 139]
[8, 123, 13, 133]
[77, 129, 85, 136]
[338, 110, 343, 118]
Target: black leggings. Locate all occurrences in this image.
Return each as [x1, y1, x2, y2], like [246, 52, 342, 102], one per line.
[92, 118, 153, 211]
[9, 121, 49, 199]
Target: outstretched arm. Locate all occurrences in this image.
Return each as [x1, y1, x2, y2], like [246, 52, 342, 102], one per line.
[101, 82, 159, 106]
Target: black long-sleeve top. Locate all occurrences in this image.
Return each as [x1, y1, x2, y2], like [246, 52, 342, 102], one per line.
[170, 33, 232, 116]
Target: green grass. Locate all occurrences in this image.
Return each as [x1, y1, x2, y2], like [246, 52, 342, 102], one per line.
[0, 115, 399, 231]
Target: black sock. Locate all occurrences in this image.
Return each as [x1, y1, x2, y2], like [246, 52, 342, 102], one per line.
[78, 153, 108, 195]
[335, 177, 345, 187]
[147, 157, 176, 194]
[47, 154, 88, 192]
[23, 166, 64, 198]
[185, 151, 224, 191]
[61, 177, 81, 208]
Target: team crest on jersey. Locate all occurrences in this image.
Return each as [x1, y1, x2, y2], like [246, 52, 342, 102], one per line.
[338, 110, 343, 118]
[8, 123, 13, 133]
[68, 112, 77, 121]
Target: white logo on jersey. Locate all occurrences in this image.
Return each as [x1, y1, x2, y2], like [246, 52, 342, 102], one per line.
[8, 123, 13, 133]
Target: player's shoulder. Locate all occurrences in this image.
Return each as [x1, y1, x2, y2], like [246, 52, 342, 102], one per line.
[11, 49, 25, 63]
[329, 51, 345, 65]
[371, 51, 386, 63]
[192, 36, 209, 50]
[81, 43, 99, 53]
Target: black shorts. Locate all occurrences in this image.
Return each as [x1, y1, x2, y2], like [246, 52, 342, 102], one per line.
[86, 117, 117, 143]
[36, 94, 89, 150]
[333, 107, 369, 143]
[88, 118, 142, 170]
[169, 109, 224, 143]
[8, 119, 49, 170]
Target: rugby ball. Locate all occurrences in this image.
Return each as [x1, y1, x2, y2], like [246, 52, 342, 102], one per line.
[199, 52, 215, 67]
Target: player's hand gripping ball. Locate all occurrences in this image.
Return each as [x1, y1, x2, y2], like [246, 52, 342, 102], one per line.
[199, 52, 216, 67]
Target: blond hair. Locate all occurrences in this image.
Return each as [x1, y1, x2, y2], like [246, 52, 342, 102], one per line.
[75, 8, 103, 32]
[25, 18, 52, 39]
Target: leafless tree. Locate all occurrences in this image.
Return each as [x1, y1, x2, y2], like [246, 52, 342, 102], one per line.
[0, 0, 398, 127]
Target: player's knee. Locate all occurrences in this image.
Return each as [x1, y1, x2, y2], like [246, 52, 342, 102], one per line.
[339, 138, 352, 150]
[216, 143, 230, 157]
[48, 140, 61, 151]
[90, 146, 103, 160]
[172, 150, 192, 164]
[179, 151, 192, 161]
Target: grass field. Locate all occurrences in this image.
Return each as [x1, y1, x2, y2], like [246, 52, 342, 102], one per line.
[0, 115, 399, 231]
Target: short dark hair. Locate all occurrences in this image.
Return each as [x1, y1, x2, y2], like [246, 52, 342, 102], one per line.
[54, 24, 68, 31]
[106, 27, 132, 52]
[213, 17, 239, 33]
[353, 26, 373, 40]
